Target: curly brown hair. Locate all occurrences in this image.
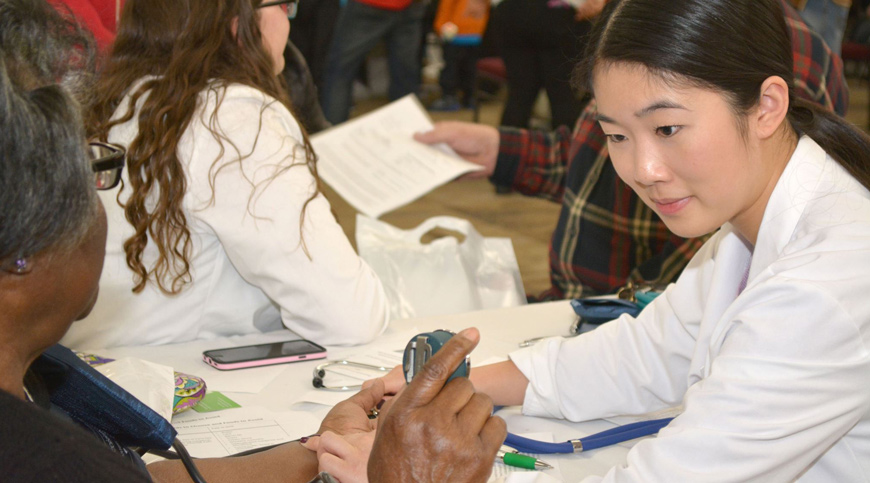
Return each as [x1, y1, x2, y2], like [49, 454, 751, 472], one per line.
[88, 0, 320, 294]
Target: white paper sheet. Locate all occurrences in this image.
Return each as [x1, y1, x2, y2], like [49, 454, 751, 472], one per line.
[312, 94, 484, 218]
[172, 406, 320, 458]
[94, 358, 175, 422]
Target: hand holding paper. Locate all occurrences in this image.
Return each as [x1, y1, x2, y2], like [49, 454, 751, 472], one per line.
[311, 95, 484, 218]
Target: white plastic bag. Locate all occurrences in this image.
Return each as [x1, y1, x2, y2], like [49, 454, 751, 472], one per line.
[356, 215, 526, 320]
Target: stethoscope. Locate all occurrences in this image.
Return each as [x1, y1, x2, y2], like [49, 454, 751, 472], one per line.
[311, 360, 392, 391]
[504, 417, 674, 454]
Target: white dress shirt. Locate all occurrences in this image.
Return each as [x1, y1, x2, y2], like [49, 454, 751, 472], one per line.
[511, 136, 870, 481]
[63, 83, 388, 349]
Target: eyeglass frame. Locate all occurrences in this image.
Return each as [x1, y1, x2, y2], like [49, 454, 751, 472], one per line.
[257, 0, 298, 19]
[89, 141, 126, 191]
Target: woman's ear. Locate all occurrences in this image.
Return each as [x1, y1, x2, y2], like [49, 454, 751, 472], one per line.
[755, 76, 790, 140]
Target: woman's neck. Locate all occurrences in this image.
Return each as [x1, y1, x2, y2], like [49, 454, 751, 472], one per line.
[731, 128, 799, 246]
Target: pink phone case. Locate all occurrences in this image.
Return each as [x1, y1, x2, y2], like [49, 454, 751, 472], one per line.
[202, 351, 326, 371]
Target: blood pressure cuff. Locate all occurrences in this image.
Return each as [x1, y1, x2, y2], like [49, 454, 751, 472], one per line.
[570, 298, 642, 325]
[30, 344, 177, 450]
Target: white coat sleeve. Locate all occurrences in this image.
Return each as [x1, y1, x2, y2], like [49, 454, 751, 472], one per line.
[580, 280, 870, 482]
[509, 279, 702, 421]
[184, 88, 388, 345]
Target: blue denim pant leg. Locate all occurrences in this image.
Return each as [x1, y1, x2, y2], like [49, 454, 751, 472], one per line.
[384, 1, 426, 101]
[800, 0, 850, 54]
[320, 0, 399, 124]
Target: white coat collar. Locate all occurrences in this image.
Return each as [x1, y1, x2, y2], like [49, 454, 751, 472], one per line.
[746, 135, 829, 283]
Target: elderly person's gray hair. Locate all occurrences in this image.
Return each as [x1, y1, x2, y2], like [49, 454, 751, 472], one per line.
[0, 0, 98, 265]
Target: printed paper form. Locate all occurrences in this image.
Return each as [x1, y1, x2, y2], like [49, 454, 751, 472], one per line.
[312, 94, 484, 218]
[172, 406, 320, 458]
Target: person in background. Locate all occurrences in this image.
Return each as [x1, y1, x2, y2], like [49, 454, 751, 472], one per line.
[63, 0, 389, 349]
[492, 0, 592, 129]
[428, 0, 490, 111]
[1, 2, 503, 481]
[289, 0, 340, 94]
[792, 0, 852, 54]
[415, 0, 849, 301]
[319, 0, 428, 124]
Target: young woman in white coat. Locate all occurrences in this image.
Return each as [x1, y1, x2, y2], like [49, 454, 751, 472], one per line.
[358, 0, 870, 481]
[62, 0, 389, 349]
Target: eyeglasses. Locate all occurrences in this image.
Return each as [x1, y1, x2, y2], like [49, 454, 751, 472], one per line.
[89, 141, 125, 190]
[257, 0, 298, 19]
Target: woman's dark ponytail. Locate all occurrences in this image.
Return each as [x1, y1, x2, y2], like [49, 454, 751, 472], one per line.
[788, 97, 870, 186]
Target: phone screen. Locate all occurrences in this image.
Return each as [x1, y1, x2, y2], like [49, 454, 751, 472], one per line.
[206, 340, 325, 363]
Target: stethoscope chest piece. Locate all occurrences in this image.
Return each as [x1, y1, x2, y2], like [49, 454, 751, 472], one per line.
[402, 330, 470, 384]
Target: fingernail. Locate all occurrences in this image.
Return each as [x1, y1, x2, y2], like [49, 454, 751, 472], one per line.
[377, 399, 385, 409]
[458, 327, 479, 341]
[300, 437, 309, 443]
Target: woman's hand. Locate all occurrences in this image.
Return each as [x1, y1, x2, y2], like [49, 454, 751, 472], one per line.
[315, 431, 375, 483]
[368, 328, 506, 482]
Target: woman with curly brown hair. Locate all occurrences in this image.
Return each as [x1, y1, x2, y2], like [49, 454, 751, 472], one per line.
[62, 0, 388, 349]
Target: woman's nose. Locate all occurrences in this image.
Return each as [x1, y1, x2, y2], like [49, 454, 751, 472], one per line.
[632, 145, 669, 187]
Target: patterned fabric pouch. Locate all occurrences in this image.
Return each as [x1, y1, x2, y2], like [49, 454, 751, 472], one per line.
[76, 352, 207, 415]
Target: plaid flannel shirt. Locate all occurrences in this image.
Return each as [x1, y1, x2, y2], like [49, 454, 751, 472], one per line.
[492, 0, 847, 300]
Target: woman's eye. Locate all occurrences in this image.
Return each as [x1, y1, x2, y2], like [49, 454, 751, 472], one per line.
[656, 125, 681, 137]
[605, 134, 627, 143]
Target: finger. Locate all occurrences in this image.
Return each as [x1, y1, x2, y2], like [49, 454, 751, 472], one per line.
[318, 453, 356, 483]
[412, 121, 464, 144]
[380, 365, 405, 395]
[347, 378, 386, 412]
[455, 392, 496, 435]
[479, 415, 508, 452]
[373, 384, 404, 425]
[301, 434, 321, 452]
[431, 376, 476, 415]
[397, 327, 480, 409]
[317, 431, 356, 460]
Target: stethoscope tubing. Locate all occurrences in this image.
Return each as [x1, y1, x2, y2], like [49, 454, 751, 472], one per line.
[504, 417, 674, 454]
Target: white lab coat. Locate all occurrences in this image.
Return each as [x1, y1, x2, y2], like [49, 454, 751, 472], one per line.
[63, 83, 388, 349]
[511, 136, 870, 482]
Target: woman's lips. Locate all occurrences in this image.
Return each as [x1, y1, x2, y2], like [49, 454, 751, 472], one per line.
[652, 196, 691, 215]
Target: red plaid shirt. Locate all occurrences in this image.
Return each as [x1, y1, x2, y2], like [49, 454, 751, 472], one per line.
[492, 0, 848, 300]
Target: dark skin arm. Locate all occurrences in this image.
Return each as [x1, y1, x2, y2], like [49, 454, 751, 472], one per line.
[368, 328, 507, 483]
[148, 381, 385, 483]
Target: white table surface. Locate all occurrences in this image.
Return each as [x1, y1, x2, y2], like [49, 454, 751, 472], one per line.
[97, 301, 637, 481]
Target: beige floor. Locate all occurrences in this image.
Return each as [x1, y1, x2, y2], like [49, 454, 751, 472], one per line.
[323, 77, 870, 297]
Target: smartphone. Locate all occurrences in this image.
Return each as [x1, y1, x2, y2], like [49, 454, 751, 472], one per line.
[202, 339, 327, 371]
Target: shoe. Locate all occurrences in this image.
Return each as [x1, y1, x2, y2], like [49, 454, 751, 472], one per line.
[428, 95, 461, 112]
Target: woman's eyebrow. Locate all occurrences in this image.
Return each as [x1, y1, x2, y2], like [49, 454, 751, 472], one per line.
[635, 100, 688, 118]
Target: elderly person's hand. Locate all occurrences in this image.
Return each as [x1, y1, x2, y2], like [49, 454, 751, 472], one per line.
[316, 379, 385, 439]
[367, 328, 506, 482]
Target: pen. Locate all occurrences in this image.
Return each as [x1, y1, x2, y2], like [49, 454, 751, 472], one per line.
[497, 450, 553, 470]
